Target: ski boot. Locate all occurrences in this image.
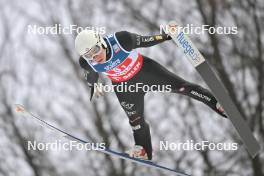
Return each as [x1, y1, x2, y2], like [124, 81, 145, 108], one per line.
[125, 145, 149, 160]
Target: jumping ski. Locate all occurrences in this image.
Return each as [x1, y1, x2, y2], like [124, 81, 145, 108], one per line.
[166, 21, 260, 158]
[15, 104, 190, 176]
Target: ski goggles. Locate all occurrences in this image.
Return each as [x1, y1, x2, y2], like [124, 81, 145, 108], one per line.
[82, 44, 102, 61]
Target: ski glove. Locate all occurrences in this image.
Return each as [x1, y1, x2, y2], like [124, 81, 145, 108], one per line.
[84, 71, 102, 101]
[93, 83, 105, 99]
[161, 29, 172, 40]
[90, 83, 104, 101]
[89, 82, 105, 100]
[84, 71, 99, 87]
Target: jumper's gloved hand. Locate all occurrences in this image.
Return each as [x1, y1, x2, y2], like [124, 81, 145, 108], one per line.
[88, 82, 105, 101]
[84, 71, 104, 100]
[161, 26, 172, 40]
[93, 83, 105, 99]
[162, 31, 172, 40]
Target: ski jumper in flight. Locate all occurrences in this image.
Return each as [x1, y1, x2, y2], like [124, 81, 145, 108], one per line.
[75, 30, 227, 160]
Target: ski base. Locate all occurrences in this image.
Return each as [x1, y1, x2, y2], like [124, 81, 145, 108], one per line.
[167, 21, 260, 157]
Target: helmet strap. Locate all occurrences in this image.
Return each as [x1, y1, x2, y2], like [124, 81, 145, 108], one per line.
[102, 43, 107, 49]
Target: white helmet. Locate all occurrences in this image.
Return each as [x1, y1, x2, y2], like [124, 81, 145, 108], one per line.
[75, 30, 107, 56]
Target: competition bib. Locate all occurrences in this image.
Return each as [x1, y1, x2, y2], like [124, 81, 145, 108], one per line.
[86, 33, 143, 82]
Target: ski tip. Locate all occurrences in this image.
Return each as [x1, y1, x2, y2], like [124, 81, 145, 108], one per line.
[14, 104, 25, 113]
